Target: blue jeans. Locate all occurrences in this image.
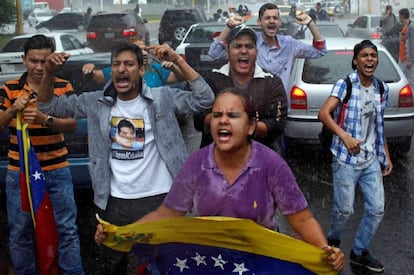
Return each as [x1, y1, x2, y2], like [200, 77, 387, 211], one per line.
[6, 168, 84, 274]
[328, 159, 384, 255]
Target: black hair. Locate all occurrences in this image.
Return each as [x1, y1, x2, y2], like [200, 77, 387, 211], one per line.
[258, 3, 279, 19]
[117, 119, 134, 132]
[215, 87, 256, 120]
[399, 8, 410, 19]
[111, 42, 144, 67]
[23, 34, 55, 55]
[352, 40, 378, 70]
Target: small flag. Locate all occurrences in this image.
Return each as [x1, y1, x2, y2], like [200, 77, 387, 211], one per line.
[17, 112, 58, 275]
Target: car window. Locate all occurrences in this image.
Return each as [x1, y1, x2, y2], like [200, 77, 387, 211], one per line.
[186, 26, 222, 43]
[62, 35, 83, 50]
[302, 50, 400, 84]
[371, 16, 380, 28]
[89, 14, 131, 28]
[353, 16, 367, 28]
[2, 38, 26, 52]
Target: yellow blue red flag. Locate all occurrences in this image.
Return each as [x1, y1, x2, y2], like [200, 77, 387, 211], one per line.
[16, 112, 58, 275]
[99, 216, 337, 275]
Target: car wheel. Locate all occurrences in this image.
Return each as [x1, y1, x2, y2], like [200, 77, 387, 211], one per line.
[334, 6, 342, 13]
[78, 24, 85, 32]
[173, 26, 187, 43]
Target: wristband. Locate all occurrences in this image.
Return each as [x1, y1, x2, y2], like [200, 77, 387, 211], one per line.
[307, 19, 313, 27]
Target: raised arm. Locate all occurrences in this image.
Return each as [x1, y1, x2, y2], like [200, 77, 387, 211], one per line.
[82, 63, 107, 84]
[37, 52, 71, 102]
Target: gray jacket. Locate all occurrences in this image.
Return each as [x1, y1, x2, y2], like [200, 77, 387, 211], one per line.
[39, 76, 214, 209]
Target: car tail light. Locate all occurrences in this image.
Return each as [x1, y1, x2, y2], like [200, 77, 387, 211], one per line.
[371, 32, 381, 39]
[86, 32, 97, 40]
[290, 86, 307, 110]
[398, 85, 414, 107]
[122, 28, 136, 37]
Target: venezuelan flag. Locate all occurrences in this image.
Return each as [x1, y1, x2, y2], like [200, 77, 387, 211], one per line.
[17, 112, 58, 275]
[99, 216, 337, 275]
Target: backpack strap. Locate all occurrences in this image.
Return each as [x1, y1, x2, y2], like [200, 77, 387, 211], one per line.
[343, 76, 352, 103]
[376, 77, 385, 98]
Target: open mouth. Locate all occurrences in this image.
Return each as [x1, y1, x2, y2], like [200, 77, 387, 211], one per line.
[238, 57, 249, 69]
[218, 129, 232, 142]
[116, 76, 130, 88]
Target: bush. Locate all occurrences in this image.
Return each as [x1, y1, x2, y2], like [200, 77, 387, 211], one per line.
[0, 0, 16, 29]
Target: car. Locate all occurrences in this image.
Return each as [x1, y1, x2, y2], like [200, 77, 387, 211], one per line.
[35, 12, 86, 32]
[295, 21, 345, 39]
[0, 32, 93, 81]
[28, 9, 53, 27]
[345, 14, 382, 40]
[158, 8, 208, 49]
[285, 38, 414, 153]
[86, 11, 150, 52]
[0, 52, 112, 188]
[320, 1, 344, 17]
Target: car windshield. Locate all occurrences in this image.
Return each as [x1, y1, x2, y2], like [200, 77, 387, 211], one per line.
[89, 14, 132, 28]
[302, 50, 400, 84]
[318, 25, 345, 37]
[185, 25, 223, 43]
[37, 11, 52, 16]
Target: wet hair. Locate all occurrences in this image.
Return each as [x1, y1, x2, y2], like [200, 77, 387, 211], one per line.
[386, 5, 392, 11]
[23, 34, 55, 55]
[258, 3, 279, 19]
[352, 40, 377, 70]
[111, 42, 144, 67]
[215, 87, 256, 120]
[399, 8, 409, 19]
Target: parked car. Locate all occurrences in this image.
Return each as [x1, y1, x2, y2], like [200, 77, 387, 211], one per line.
[0, 52, 111, 187]
[296, 21, 345, 39]
[35, 12, 86, 32]
[320, 1, 344, 17]
[28, 9, 53, 27]
[158, 8, 208, 49]
[286, 38, 414, 153]
[86, 11, 150, 52]
[0, 32, 93, 82]
[346, 14, 382, 40]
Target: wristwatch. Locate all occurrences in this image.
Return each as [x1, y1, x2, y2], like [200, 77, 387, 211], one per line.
[43, 115, 54, 127]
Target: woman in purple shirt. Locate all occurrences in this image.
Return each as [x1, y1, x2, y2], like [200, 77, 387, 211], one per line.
[95, 87, 345, 271]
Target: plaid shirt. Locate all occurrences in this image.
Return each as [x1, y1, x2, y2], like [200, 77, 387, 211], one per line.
[330, 71, 390, 168]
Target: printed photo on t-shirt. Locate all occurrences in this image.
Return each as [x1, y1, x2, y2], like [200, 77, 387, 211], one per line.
[110, 117, 145, 160]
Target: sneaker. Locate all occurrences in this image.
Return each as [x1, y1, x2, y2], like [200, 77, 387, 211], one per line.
[327, 238, 341, 248]
[350, 250, 385, 273]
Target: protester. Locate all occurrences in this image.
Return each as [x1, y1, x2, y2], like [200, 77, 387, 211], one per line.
[380, 5, 397, 34]
[37, 42, 214, 274]
[398, 8, 414, 89]
[194, 25, 287, 153]
[0, 34, 84, 274]
[134, 3, 142, 17]
[95, 88, 346, 272]
[315, 2, 329, 21]
[318, 39, 393, 273]
[85, 6, 92, 28]
[209, 3, 326, 105]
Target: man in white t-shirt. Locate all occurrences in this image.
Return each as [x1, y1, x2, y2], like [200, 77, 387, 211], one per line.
[37, 42, 214, 274]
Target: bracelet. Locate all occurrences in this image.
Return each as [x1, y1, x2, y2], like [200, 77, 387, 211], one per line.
[307, 19, 313, 27]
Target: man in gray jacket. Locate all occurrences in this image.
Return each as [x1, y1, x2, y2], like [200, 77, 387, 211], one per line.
[37, 42, 214, 274]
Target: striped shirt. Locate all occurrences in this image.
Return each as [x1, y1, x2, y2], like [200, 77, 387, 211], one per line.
[0, 72, 73, 172]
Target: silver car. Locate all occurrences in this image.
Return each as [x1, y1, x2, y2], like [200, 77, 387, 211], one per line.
[286, 38, 414, 153]
[345, 14, 382, 40]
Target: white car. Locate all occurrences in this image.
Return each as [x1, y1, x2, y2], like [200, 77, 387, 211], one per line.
[0, 32, 93, 83]
[28, 10, 53, 27]
[286, 38, 414, 153]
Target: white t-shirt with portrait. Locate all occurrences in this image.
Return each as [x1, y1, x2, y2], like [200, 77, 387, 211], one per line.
[109, 95, 172, 199]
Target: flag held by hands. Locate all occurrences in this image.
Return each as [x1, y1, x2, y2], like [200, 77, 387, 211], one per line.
[98, 216, 337, 275]
[17, 112, 58, 275]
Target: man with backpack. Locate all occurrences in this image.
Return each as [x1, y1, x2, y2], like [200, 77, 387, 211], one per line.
[318, 40, 393, 273]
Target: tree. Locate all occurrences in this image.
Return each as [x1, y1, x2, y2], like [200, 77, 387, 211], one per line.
[0, 0, 16, 29]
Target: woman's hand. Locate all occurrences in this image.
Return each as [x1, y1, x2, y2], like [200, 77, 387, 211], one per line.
[323, 245, 346, 271]
[94, 223, 107, 244]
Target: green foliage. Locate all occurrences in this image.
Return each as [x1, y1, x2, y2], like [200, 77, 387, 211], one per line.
[0, 0, 16, 28]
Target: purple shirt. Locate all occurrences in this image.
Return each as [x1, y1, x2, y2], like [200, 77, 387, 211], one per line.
[163, 141, 308, 230]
